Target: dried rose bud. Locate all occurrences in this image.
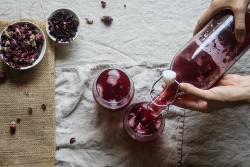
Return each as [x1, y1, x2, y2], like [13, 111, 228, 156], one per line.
[28, 107, 33, 114]
[70, 137, 76, 144]
[5, 40, 10, 46]
[10, 121, 16, 133]
[101, 1, 106, 8]
[29, 58, 35, 64]
[35, 32, 44, 43]
[11, 38, 18, 46]
[86, 18, 93, 24]
[17, 117, 21, 123]
[41, 104, 46, 110]
[0, 71, 6, 79]
[101, 16, 113, 24]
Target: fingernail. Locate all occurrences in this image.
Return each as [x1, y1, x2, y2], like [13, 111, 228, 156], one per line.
[237, 35, 244, 43]
[236, 29, 245, 43]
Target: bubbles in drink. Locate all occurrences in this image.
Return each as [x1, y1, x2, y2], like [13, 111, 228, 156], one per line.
[106, 69, 120, 86]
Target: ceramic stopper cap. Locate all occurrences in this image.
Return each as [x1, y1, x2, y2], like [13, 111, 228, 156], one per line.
[162, 70, 176, 85]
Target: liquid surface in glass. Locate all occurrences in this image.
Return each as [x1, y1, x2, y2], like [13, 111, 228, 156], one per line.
[97, 69, 131, 102]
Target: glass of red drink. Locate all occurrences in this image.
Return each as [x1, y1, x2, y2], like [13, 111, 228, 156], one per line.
[92, 68, 135, 111]
[123, 102, 165, 143]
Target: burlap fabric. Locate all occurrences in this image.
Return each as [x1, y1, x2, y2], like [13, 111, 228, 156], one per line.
[0, 20, 55, 166]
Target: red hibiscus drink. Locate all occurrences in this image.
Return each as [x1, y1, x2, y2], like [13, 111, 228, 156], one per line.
[123, 102, 165, 143]
[92, 68, 134, 111]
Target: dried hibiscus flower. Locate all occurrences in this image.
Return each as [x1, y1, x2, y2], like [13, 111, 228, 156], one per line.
[101, 16, 113, 25]
[48, 10, 79, 43]
[0, 22, 44, 69]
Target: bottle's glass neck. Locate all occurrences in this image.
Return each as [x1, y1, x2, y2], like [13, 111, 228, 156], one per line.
[148, 81, 179, 116]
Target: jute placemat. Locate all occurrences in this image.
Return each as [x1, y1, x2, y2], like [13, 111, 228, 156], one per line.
[0, 20, 56, 166]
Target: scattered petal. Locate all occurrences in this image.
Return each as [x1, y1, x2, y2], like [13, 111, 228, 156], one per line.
[41, 104, 46, 110]
[101, 16, 113, 25]
[101, 1, 106, 8]
[86, 18, 93, 24]
[10, 121, 16, 134]
[0, 71, 6, 79]
[17, 117, 21, 123]
[70, 137, 76, 144]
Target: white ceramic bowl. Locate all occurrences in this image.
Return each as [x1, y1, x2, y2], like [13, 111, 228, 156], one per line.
[46, 8, 80, 44]
[0, 21, 46, 70]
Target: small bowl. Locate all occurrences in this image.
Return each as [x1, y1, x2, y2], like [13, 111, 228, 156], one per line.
[0, 21, 46, 70]
[46, 8, 80, 44]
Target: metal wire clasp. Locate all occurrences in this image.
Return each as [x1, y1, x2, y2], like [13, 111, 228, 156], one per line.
[149, 76, 180, 111]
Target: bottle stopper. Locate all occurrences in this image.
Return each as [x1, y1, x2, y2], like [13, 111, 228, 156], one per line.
[162, 70, 176, 85]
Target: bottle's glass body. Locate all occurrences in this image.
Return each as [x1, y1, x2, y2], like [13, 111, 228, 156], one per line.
[148, 9, 250, 116]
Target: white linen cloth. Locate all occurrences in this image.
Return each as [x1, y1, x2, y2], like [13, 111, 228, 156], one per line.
[1, 0, 250, 166]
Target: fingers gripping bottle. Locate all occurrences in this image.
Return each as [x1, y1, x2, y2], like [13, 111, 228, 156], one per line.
[148, 9, 250, 116]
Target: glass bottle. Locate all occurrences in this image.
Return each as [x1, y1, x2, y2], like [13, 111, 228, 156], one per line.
[148, 9, 250, 116]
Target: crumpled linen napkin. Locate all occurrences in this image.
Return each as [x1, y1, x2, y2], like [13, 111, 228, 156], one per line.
[55, 64, 184, 167]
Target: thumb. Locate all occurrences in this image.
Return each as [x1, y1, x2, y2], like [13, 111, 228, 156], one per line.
[180, 83, 214, 101]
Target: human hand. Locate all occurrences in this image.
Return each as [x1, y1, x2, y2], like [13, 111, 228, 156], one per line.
[171, 74, 250, 112]
[194, 0, 250, 43]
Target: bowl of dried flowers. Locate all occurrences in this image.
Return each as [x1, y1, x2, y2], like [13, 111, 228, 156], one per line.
[46, 8, 80, 44]
[0, 21, 46, 70]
